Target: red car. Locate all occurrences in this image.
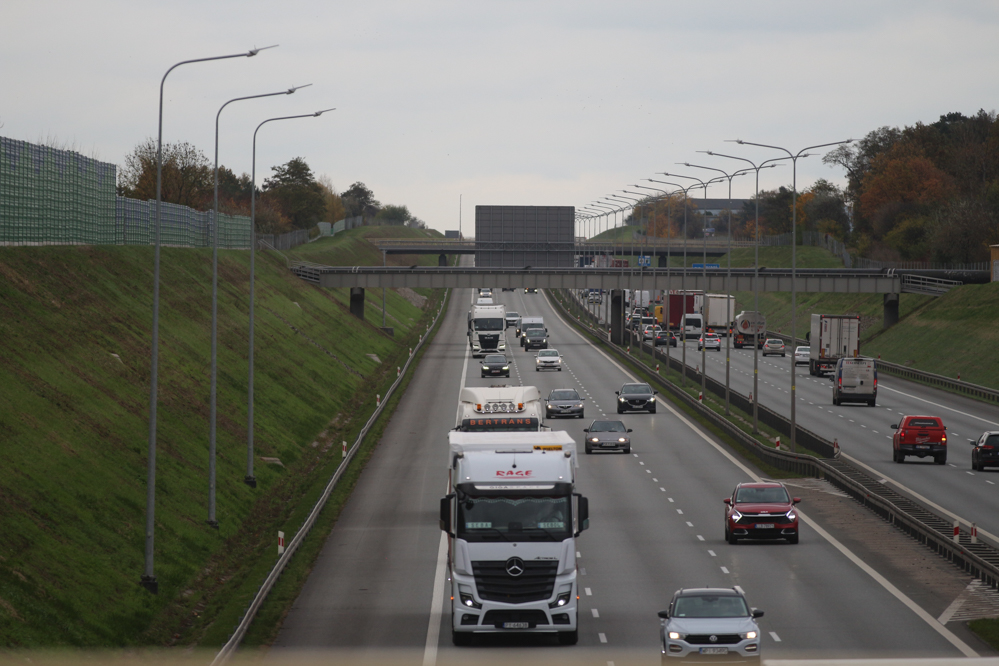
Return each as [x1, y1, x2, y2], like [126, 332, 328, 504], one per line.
[892, 415, 947, 464]
[724, 482, 800, 545]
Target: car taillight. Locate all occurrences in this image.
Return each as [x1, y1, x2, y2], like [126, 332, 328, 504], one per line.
[899, 430, 905, 439]
[983, 446, 994, 451]
[873, 377, 877, 389]
[838, 377, 842, 389]
[942, 435, 947, 444]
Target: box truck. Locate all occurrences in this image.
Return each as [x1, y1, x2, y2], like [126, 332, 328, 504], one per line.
[655, 293, 699, 331]
[703, 293, 735, 335]
[440, 431, 588, 645]
[809, 314, 861, 376]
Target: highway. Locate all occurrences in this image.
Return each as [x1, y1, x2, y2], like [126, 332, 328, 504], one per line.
[271, 283, 987, 662]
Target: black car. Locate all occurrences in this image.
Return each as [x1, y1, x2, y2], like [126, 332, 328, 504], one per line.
[971, 431, 999, 471]
[546, 388, 585, 419]
[523, 329, 548, 350]
[655, 330, 677, 347]
[480, 354, 510, 378]
[616, 382, 658, 413]
[525, 287, 538, 293]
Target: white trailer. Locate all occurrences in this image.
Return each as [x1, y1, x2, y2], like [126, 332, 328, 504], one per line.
[702, 293, 736, 335]
[468, 303, 507, 357]
[456, 386, 547, 432]
[809, 314, 861, 376]
[440, 431, 588, 646]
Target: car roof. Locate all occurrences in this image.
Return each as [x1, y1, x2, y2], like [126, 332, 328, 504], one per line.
[736, 481, 785, 489]
[674, 587, 743, 598]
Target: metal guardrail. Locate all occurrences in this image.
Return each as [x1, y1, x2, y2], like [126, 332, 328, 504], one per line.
[767, 332, 999, 404]
[549, 288, 999, 590]
[210, 290, 450, 666]
[899, 272, 963, 295]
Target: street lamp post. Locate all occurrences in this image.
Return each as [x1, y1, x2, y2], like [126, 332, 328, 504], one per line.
[728, 138, 853, 451]
[700, 152, 790, 434]
[589, 201, 619, 322]
[609, 193, 643, 359]
[648, 179, 707, 388]
[679, 163, 752, 415]
[635, 184, 679, 376]
[143, 44, 273, 595]
[207, 83, 308, 530]
[659, 172, 728, 401]
[246, 108, 335, 488]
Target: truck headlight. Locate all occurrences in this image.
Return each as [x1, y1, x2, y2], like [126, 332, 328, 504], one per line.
[549, 585, 573, 608]
[458, 586, 482, 609]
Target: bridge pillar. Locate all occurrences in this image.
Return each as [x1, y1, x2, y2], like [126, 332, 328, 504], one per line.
[350, 287, 365, 320]
[658, 254, 668, 268]
[883, 293, 899, 329]
[438, 253, 448, 267]
[611, 290, 625, 344]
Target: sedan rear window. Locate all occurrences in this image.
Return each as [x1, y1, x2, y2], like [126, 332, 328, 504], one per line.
[735, 486, 790, 504]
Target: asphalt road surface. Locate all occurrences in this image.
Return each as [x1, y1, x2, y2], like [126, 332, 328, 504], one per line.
[271, 284, 988, 663]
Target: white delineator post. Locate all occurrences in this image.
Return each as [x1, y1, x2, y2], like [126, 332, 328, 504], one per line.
[278, 531, 285, 555]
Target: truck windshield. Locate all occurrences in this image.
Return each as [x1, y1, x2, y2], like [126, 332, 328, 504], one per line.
[458, 495, 571, 542]
[473, 318, 504, 331]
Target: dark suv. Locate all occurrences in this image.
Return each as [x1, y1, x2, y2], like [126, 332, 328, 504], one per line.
[616, 383, 657, 413]
[970, 431, 999, 471]
[522, 328, 548, 350]
[724, 482, 799, 545]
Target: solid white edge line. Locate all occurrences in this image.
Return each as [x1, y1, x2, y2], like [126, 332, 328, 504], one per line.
[423, 292, 472, 666]
[842, 452, 999, 547]
[543, 290, 979, 658]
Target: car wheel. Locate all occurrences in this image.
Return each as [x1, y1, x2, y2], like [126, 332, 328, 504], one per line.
[557, 629, 578, 645]
[585, 444, 593, 454]
[935, 454, 947, 465]
[895, 450, 904, 463]
[623, 445, 631, 454]
[727, 529, 739, 545]
[579, 412, 584, 419]
[787, 533, 799, 545]
[649, 405, 657, 414]
[972, 457, 979, 471]
[558, 367, 562, 371]
[617, 406, 624, 414]
[535, 368, 539, 372]
[452, 630, 473, 646]
[868, 400, 876, 407]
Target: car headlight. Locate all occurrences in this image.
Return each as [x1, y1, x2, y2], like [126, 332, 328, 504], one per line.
[575, 403, 583, 408]
[731, 509, 742, 521]
[502, 366, 509, 370]
[786, 509, 797, 521]
[741, 631, 758, 640]
[668, 631, 686, 640]
[618, 397, 626, 402]
[590, 437, 599, 443]
[647, 397, 655, 401]
[618, 437, 627, 443]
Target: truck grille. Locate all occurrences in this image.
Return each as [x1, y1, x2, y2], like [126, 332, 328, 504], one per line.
[482, 609, 550, 627]
[472, 560, 558, 603]
[686, 634, 741, 645]
[479, 334, 499, 348]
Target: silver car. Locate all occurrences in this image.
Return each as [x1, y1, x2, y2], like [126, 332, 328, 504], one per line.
[794, 346, 809, 365]
[583, 420, 632, 454]
[545, 388, 585, 419]
[535, 348, 562, 371]
[659, 588, 763, 664]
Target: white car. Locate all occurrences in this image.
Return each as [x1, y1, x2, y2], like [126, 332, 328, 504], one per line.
[698, 333, 721, 351]
[642, 324, 663, 341]
[536, 349, 563, 371]
[794, 346, 810, 365]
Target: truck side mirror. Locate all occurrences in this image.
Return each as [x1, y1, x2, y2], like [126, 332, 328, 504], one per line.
[575, 494, 589, 535]
[439, 494, 454, 535]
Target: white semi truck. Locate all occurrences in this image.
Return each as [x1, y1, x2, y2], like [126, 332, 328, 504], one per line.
[468, 303, 507, 357]
[456, 386, 547, 432]
[440, 431, 588, 646]
[809, 314, 861, 376]
[702, 293, 735, 335]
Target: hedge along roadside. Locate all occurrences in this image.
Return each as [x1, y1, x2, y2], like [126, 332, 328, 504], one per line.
[547, 288, 999, 591]
[211, 288, 450, 666]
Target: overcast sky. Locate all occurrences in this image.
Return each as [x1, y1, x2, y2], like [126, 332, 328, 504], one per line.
[3, 1, 997, 235]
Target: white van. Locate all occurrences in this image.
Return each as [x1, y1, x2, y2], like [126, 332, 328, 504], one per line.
[680, 313, 703, 340]
[832, 357, 877, 406]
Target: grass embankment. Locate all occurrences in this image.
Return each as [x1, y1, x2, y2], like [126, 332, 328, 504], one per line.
[0, 226, 443, 647]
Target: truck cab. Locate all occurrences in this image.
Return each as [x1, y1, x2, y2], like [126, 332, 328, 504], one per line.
[468, 304, 507, 357]
[441, 431, 588, 645]
[456, 386, 547, 432]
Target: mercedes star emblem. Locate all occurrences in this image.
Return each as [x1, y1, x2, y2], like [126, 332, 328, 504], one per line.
[506, 557, 525, 577]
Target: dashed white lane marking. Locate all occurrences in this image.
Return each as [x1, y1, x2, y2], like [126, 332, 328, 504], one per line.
[660, 487, 666, 491]
[653, 478, 659, 482]
[686, 521, 694, 527]
[720, 566, 730, 574]
[708, 550, 716, 557]
[580, 567, 587, 575]
[668, 497, 674, 502]
[592, 608, 600, 618]
[640, 462, 645, 466]
[599, 633, 608, 643]
[646, 470, 652, 474]
[677, 509, 684, 514]
[988, 481, 995, 485]
[770, 631, 782, 642]
[734, 585, 744, 594]
[968, 472, 975, 476]
[576, 551, 581, 558]
[585, 587, 592, 596]
[697, 535, 705, 541]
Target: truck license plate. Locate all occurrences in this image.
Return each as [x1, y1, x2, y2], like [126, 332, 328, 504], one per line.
[700, 647, 728, 655]
[756, 523, 774, 529]
[503, 622, 530, 629]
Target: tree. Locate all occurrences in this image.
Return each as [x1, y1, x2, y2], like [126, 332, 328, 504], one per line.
[803, 179, 850, 240]
[341, 181, 380, 219]
[118, 138, 214, 208]
[215, 166, 252, 215]
[317, 174, 346, 222]
[748, 187, 795, 235]
[859, 151, 953, 238]
[261, 157, 326, 229]
[374, 204, 411, 225]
